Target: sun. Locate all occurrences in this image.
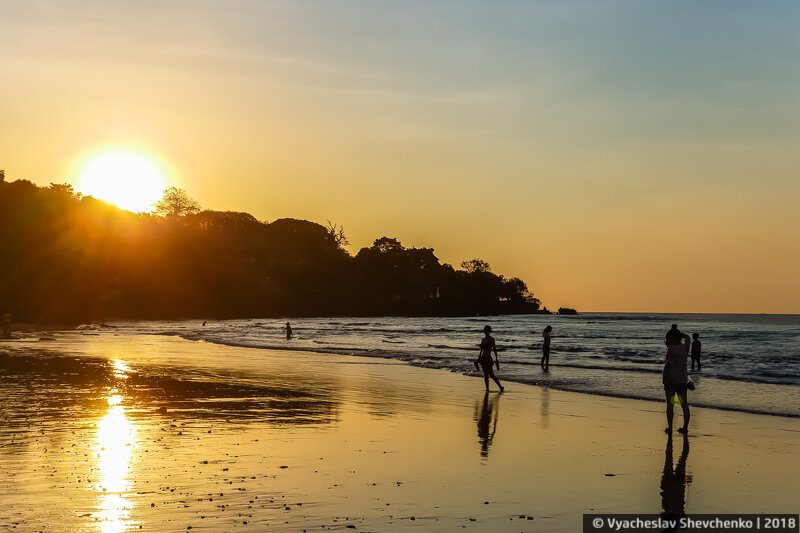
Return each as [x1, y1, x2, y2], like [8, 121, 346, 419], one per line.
[74, 149, 168, 212]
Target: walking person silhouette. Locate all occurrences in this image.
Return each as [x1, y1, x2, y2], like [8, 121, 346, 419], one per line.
[474, 325, 504, 392]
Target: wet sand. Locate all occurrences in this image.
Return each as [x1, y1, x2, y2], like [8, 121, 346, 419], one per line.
[1, 333, 799, 532]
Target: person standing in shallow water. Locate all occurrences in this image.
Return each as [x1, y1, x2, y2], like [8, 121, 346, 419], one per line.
[474, 325, 504, 392]
[663, 328, 691, 434]
[285, 322, 293, 340]
[690, 333, 702, 371]
[541, 325, 552, 369]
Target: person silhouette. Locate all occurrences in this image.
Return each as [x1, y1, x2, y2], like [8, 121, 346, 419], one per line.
[690, 333, 702, 371]
[475, 391, 500, 458]
[473, 325, 504, 392]
[660, 433, 690, 530]
[663, 328, 691, 434]
[541, 325, 552, 369]
[665, 324, 681, 346]
[285, 322, 293, 340]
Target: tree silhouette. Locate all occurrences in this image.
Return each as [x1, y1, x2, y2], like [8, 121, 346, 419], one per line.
[372, 237, 404, 254]
[0, 175, 545, 321]
[154, 187, 201, 217]
[325, 220, 350, 249]
[48, 183, 78, 197]
[461, 258, 491, 273]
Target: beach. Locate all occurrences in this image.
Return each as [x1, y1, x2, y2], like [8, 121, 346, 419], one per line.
[1, 331, 799, 532]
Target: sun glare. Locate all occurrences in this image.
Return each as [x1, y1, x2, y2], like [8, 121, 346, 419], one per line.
[95, 393, 136, 532]
[75, 150, 168, 213]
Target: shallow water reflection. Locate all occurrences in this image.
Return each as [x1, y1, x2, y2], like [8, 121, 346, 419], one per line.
[0, 349, 340, 423]
[660, 433, 691, 526]
[95, 390, 136, 532]
[111, 359, 131, 379]
[475, 392, 500, 459]
[540, 386, 550, 428]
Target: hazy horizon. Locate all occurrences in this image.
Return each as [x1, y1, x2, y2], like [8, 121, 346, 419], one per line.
[3, 1, 799, 314]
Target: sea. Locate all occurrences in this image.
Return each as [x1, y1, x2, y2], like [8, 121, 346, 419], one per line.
[71, 312, 800, 418]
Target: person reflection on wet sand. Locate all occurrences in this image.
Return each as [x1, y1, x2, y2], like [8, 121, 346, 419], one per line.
[540, 386, 550, 429]
[475, 391, 500, 458]
[660, 433, 691, 530]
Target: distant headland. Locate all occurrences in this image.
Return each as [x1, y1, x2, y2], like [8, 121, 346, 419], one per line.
[0, 175, 560, 322]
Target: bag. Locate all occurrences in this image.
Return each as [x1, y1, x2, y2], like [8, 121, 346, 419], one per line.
[670, 392, 683, 406]
[687, 378, 696, 391]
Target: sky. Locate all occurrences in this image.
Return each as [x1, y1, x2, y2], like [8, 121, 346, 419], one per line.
[2, 0, 799, 313]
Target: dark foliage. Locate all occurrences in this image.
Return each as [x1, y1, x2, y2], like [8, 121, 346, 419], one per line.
[154, 187, 201, 217]
[0, 178, 541, 322]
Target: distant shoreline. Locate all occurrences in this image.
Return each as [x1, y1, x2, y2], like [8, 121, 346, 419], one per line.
[14, 310, 800, 332]
[7, 308, 554, 331]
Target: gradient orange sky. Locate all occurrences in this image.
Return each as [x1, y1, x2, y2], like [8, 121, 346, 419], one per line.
[2, 1, 799, 313]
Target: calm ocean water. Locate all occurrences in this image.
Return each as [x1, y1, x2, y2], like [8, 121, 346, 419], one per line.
[87, 313, 800, 418]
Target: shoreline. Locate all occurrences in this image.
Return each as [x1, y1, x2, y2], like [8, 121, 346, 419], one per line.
[164, 334, 800, 420]
[4, 325, 799, 420]
[1, 332, 799, 531]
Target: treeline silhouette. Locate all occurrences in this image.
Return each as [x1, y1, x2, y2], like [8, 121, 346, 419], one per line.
[0, 174, 544, 323]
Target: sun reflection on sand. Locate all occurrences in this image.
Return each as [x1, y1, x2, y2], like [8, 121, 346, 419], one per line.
[107, 394, 123, 406]
[111, 359, 131, 379]
[94, 363, 137, 532]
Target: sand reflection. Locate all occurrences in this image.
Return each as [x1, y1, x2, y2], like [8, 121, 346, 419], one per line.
[95, 362, 136, 532]
[475, 392, 500, 459]
[540, 386, 550, 428]
[111, 359, 131, 379]
[660, 434, 691, 525]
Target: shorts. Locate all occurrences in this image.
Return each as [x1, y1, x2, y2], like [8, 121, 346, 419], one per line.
[664, 382, 688, 397]
[478, 357, 494, 372]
